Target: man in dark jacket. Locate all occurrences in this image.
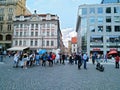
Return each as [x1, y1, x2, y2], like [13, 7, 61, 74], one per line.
[62, 53, 65, 64]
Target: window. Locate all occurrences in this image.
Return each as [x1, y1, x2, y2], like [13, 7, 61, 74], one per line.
[0, 8, 4, 14]
[106, 26, 111, 32]
[15, 24, 19, 28]
[16, 32, 18, 36]
[90, 26, 95, 32]
[82, 8, 87, 15]
[0, 34, 3, 40]
[89, 17, 95, 24]
[0, 24, 3, 31]
[47, 41, 49, 46]
[106, 7, 111, 13]
[0, 15, 4, 21]
[8, 8, 13, 14]
[20, 32, 22, 36]
[106, 16, 111, 23]
[15, 41, 18, 45]
[115, 26, 120, 32]
[89, 8, 95, 14]
[90, 36, 103, 43]
[114, 16, 120, 22]
[35, 40, 37, 46]
[97, 7, 103, 14]
[23, 41, 26, 46]
[31, 32, 34, 36]
[35, 24, 38, 29]
[31, 24, 34, 28]
[51, 41, 54, 46]
[47, 31, 49, 36]
[6, 35, 11, 40]
[20, 24, 23, 28]
[8, 14, 12, 21]
[35, 32, 38, 36]
[97, 16, 104, 23]
[7, 24, 11, 31]
[51, 32, 54, 36]
[98, 26, 103, 32]
[114, 7, 120, 13]
[30, 40, 33, 46]
[19, 41, 22, 46]
[24, 32, 26, 36]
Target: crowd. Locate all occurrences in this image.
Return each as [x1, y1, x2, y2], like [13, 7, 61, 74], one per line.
[0, 50, 120, 70]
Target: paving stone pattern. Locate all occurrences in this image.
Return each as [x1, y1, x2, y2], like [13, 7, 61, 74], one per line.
[0, 56, 120, 90]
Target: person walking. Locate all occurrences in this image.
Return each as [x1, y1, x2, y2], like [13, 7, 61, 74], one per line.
[92, 54, 95, 65]
[13, 52, 20, 68]
[83, 53, 89, 69]
[62, 53, 65, 64]
[115, 54, 120, 69]
[78, 53, 82, 69]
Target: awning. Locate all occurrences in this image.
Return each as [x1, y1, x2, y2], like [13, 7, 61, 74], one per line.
[7, 46, 29, 51]
[108, 50, 117, 55]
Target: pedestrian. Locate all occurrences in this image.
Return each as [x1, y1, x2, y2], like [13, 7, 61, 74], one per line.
[115, 54, 120, 69]
[23, 53, 29, 69]
[0, 51, 3, 62]
[78, 53, 82, 69]
[62, 53, 65, 64]
[83, 53, 89, 69]
[75, 53, 79, 64]
[92, 54, 95, 65]
[13, 51, 19, 68]
[42, 52, 48, 66]
[35, 53, 40, 66]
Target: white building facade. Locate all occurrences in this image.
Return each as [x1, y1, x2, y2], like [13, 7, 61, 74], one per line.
[12, 12, 63, 51]
[71, 44, 77, 53]
[76, 3, 120, 56]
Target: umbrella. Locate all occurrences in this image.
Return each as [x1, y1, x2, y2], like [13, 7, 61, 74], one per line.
[108, 50, 117, 55]
[38, 49, 46, 55]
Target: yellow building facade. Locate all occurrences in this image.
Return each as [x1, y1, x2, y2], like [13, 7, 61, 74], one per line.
[0, 0, 31, 51]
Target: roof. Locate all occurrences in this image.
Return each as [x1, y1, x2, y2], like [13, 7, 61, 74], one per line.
[7, 46, 29, 51]
[71, 37, 77, 44]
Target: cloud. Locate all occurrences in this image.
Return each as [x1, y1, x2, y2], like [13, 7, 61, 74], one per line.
[61, 28, 77, 47]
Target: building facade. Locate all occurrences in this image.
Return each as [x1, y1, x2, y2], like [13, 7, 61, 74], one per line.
[101, 0, 120, 4]
[71, 37, 77, 54]
[12, 12, 63, 52]
[0, 0, 30, 51]
[76, 3, 120, 56]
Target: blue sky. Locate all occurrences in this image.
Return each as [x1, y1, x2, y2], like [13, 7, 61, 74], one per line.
[27, 0, 101, 29]
[26, 0, 101, 47]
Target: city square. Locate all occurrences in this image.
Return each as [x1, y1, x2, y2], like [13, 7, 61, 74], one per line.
[0, 57, 120, 90]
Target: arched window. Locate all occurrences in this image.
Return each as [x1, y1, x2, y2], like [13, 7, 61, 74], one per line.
[0, 34, 3, 40]
[6, 34, 12, 41]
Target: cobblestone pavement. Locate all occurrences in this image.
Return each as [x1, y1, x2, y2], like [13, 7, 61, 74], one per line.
[0, 56, 120, 90]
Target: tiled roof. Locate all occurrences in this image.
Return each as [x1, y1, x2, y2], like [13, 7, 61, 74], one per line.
[71, 37, 77, 44]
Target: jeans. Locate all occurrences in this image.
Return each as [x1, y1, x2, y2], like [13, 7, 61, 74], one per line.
[36, 59, 40, 65]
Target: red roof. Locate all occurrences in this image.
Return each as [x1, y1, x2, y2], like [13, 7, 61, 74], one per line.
[71, 37, 77, 44]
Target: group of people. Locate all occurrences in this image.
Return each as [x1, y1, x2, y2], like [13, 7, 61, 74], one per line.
[68, 53, 89, 70]
[12, 51, 120, 70]
[13, 51, 67, 69]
